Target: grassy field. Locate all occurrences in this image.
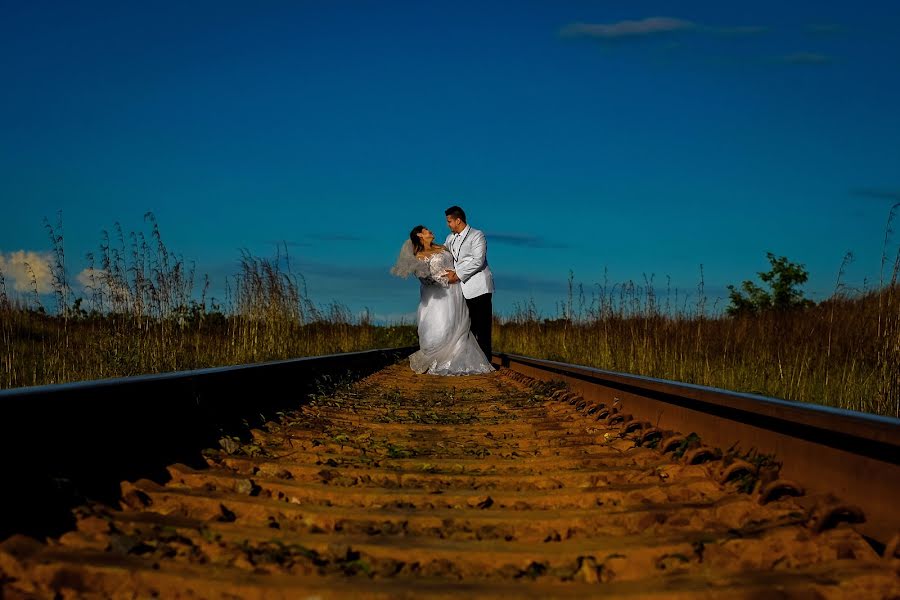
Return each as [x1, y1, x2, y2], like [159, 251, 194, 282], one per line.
[2, 212, 897, 418]
[494, 277, 899, 418]
[0, 214, 415, 389]
[496, 204, 900, 418]
[0, 311, 415, 389]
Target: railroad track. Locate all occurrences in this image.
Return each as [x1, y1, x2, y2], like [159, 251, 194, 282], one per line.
[1, 352, 899, 598]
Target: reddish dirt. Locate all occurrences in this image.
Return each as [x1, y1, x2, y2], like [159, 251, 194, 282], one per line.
[2, 364, 898, 598]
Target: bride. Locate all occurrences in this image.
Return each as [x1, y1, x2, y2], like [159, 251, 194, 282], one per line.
[391, 225, 494, 375]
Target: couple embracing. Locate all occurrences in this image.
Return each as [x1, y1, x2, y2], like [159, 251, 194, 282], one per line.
[391, 206, 494, 376]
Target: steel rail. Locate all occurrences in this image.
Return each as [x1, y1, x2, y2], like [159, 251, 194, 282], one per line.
[492, 352, 900, 547]
[0, 346, 415, 539]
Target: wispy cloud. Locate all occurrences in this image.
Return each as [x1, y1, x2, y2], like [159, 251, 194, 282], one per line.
[486, 232, 568, 249]
[201, 256, 394, 288]
[561, 17, 695, 39]
[0, 250, 54, 293]
[560, 17, 766, 40]
[778, 52, 832, 65]
[851, 188, 900, 201]
[194, 255, 413, 314]
[498, 272, 571, 294]
[292, 259, 394, 282]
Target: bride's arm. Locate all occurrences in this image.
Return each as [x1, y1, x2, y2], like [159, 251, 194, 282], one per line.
[429, 254, 451, 287]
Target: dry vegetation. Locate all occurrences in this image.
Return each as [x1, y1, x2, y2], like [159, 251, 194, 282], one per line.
[0, 213, 415, 389]
[495, 206, 900, 418]
[3, 210, 898, 419]
[495, 286, 898, 417]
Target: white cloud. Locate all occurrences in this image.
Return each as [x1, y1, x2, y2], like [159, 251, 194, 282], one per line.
[75, 267, 95, 290]
[0, 250, 55, 293]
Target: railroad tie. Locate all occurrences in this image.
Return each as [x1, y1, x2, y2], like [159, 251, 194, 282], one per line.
[2, 364, 899, 599]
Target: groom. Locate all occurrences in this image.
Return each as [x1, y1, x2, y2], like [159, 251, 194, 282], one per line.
[444, 205, 494, 360]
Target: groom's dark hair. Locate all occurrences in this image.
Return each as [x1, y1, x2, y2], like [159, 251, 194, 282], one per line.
[445, 206, 466, 223]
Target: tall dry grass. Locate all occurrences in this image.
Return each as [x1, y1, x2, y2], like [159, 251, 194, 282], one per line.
[0, 213, 415, 389]
[495, 207, 900, 418]
[4, 210, 898, 418]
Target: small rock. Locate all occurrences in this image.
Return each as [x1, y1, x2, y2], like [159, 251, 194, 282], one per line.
[217, 504, 237, 523]
[572, 556, 600, 584]
[234, 479, 255, 495]
[108, 534, 141, 555]
[219, 437, 241, 454]
[76, 516, 111, 536]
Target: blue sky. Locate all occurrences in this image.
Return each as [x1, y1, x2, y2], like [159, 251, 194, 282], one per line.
[2, 1, 899, 322]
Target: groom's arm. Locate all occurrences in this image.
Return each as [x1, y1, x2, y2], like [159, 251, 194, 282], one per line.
[454, 230, 487, 283]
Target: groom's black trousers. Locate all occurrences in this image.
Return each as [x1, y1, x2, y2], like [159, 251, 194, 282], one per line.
[466, 292, 493, 360]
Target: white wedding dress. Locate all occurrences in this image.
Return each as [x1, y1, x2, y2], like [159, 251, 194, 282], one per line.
[408, 250, 494, 376]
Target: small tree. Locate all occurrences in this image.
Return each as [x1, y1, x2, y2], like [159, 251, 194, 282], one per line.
[727, 252, 814, 315]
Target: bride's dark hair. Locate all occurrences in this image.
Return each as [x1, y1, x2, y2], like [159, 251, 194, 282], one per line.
[409, 225, 425, 255]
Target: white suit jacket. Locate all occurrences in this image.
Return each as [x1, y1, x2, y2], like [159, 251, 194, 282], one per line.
[445, 225, 494, 299]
